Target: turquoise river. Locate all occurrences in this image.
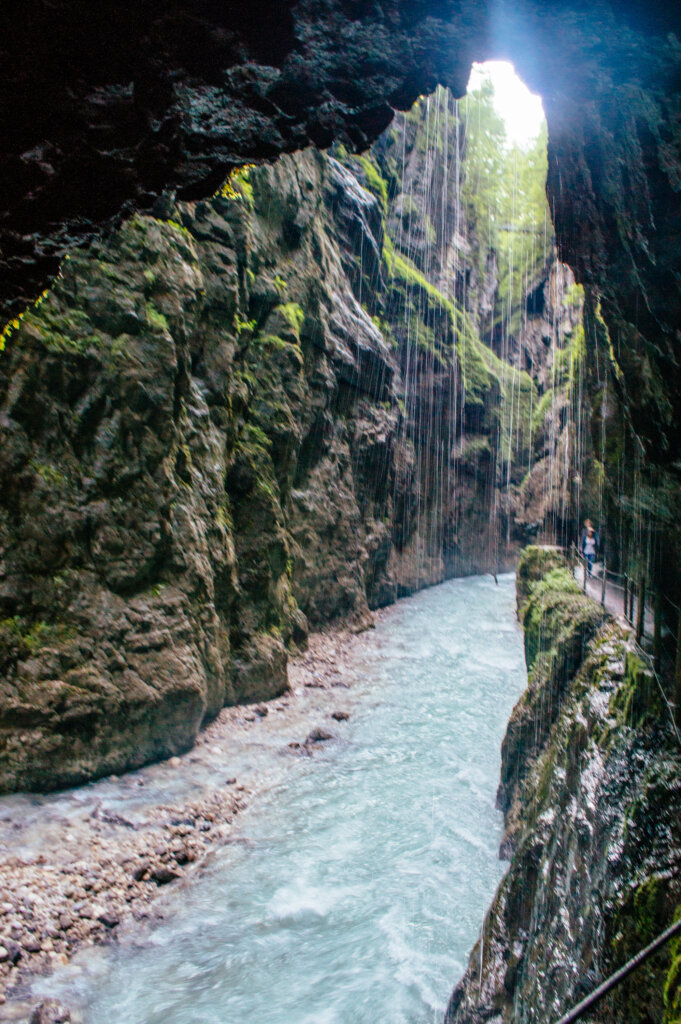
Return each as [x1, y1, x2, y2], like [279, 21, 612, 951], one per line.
[33, 572, 527, 1023]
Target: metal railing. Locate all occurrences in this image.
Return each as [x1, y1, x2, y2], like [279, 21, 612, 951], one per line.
[555, 916, 681, 1024]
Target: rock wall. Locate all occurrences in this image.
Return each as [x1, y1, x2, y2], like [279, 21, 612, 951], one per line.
[0, 90, 573, 792]
[4, 0, 680, 634]
[2, 0, 681, 632]
[446, 546, 681, 1024]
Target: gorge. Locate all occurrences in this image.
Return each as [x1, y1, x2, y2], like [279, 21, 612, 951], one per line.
[1, 2, 681, 1022]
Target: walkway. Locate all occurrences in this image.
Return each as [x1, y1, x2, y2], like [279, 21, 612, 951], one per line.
[572, 561, 653, 640]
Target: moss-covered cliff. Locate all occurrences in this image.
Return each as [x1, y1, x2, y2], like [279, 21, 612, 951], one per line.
[0, 81, 573, 792]
[446, 546, 681, 1023]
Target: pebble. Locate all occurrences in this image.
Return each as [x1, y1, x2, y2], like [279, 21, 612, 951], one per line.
[306, 727, 334, 743]
[0, 625, 356, 1012]
[150, 866, 180, 885]
[97, 911, 119, 929]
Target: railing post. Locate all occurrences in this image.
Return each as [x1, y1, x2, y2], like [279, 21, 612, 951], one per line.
[583, 557, 587, 592]
[636, 575, 646, 643]
[629, 580, 635, 624]
[675, 605, 681, 729]
[601, 558, 607, 607]
[623, 575, 629, 621]
[654, 590, 662, 675]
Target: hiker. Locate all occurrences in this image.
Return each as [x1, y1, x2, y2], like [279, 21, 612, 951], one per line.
[580, 519, 599, 578]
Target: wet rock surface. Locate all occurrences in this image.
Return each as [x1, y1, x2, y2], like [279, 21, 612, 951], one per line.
[2, 0, 681, 664]
[446, 547, 681, 1023]
[0, 91, 566, 792]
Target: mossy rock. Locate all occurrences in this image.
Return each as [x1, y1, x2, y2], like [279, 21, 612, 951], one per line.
[610, 651, 663, 730]
[609, 878, 678, 1024]
[516, 545, 570, 606]
[664, 908, 681, 1024]
[500, 552, 606, 815]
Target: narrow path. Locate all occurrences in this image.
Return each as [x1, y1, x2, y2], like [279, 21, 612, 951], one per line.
[572, 562, 653, 639]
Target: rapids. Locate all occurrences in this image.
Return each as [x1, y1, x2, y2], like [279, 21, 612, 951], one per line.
[34, 573, 526, 1023]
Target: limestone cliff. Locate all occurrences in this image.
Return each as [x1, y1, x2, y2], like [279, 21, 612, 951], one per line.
[0, 86, 573, 792]
[446, 547, 681, 1024]
[2, 0, 681, 652]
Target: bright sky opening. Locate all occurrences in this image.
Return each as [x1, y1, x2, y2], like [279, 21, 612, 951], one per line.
[467, 60, 545, 148]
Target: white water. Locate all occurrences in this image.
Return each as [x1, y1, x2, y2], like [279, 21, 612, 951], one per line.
[37, 574, 526, 1024]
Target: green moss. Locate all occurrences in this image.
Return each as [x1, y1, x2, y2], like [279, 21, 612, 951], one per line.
[522, 571, 600, 677]
[610, 879, 677, 1024]
[517, 545, 568, 602]
[664, 908, 681, 1024]
[0, 616, 73, 655]
[389, 247, 455, 319]
[20, 301, 100, 355]
[532, 388, 555, 430]
[252, 333, 297, 354]
[215, 506, 234, 532]
[145, 302, 170, 333]
[355, 154, 389, 217]
[457, 436, 492, 462]
[517, 548, 604, 684]
[29, 460, 69, 488]
[165, 218, 193, 238]
[610, 651, 662, 729]
[275, 302, 305, 338]
[143, 268, 157, 291]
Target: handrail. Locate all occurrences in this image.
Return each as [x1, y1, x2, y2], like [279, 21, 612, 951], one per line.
[554, 916, 681, 1024]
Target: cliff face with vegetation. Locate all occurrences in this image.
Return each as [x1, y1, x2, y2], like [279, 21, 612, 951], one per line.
[446, 547, 681, 1024]
[3, 0, 679, 654]
[0, 84, 577, 792]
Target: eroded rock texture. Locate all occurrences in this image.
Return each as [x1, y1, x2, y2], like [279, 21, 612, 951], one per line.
[0, 0, 481, 322]
[3, 0, 680, 607]
[0, 82, 576, 790]
[446, 547, 681, 1024]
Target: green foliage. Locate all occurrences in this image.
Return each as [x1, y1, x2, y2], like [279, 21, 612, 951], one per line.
[236, 314, 257, 335]
[462, 70, 551, 335]
[1, 286, 52, 353]
[219, 165, 256, 207]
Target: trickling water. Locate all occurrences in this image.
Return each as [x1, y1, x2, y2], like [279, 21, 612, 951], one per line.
[37, 574, 526, 1024]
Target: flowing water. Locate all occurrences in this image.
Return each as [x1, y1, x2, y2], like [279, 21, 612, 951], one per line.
[36, 573, 526, 1024]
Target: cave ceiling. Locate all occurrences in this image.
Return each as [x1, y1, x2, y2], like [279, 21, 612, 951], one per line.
[2, 0, 681, 461]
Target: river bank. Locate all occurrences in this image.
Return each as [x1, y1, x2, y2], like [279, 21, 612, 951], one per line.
[2, 574, 527, 1024]
[0, 625, 369, 1020]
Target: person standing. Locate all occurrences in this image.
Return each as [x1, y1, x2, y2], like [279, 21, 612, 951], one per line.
[580, 519, 599, 578]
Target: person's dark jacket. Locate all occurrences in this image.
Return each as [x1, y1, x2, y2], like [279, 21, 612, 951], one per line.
[580, 528, 599, 555]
